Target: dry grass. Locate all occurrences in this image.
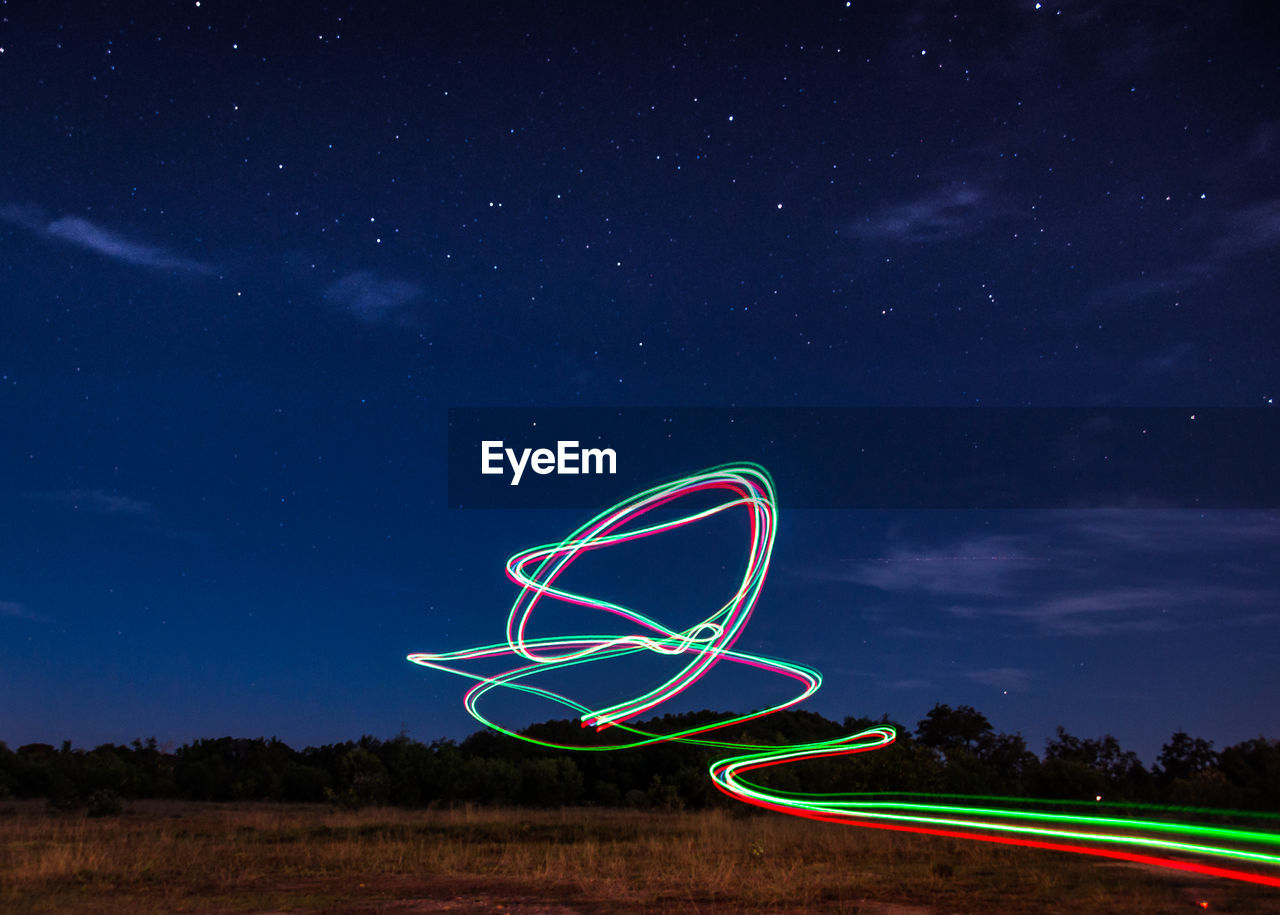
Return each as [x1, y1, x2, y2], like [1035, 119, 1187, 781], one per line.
[1, 800, 1277, 913]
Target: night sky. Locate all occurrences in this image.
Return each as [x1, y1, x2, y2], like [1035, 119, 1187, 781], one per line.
[2, 1, 1277, 765]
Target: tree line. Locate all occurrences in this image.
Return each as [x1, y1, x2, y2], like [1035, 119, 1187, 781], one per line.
[2, 704, 1276, 814]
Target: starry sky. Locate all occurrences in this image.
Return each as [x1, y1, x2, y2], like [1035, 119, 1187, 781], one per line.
[1, 1, 1277, 764]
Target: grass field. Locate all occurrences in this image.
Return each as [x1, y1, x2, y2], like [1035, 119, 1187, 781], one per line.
[2, 800, 1277, 913]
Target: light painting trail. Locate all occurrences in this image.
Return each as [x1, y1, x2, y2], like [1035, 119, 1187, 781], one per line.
[409, 463, 1280, 888]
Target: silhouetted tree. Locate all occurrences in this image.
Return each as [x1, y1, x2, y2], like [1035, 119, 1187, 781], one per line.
[1157, 731, 1218, 783]
[7, 705, 1274, 811]
[975, 731, 1040, 793]
[916, 704, 993, 753]
[1217, 737, 1280, 810]
[1041, 727, 1149, 800]
[326, 746, 390, 808]
[0, 741, 12, 798]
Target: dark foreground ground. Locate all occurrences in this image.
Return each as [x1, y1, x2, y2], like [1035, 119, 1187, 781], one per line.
[2, 801, 1277, 913]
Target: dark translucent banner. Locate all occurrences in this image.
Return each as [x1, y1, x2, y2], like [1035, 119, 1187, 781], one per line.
[446, 408, 1279, 509]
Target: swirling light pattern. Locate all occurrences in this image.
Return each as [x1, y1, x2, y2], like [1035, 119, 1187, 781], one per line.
[410, 462, 1280, 888]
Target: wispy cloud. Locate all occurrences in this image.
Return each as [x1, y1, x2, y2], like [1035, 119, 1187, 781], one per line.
[1065, 510, 1280, 554]
[1139, 342, 1194, 378]
[323, 270, 424, 324]
[1089, 263, 1206, 310]
[3, 203, 433, 330]
[818, 511, 1280, 637]
[965, 667, 1036, 691]
[33, 489, 157, 518]
[826, 533, 1048, 598]
[2, 204, 216, 274]
[882, 625, 949, 640]
[1091, 198, 1280, 311]
[846, 185, 989, 243]
[1213, 199, 1280, 258]
[883, 678, 933, 690]
[947, 585, 1265, 637]
[1, 600, 47, 623]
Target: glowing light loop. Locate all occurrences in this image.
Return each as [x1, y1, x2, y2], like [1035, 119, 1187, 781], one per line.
[410, 463, 1280, 888]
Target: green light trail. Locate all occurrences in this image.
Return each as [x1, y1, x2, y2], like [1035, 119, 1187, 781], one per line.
[410, 463, 1280, 887]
